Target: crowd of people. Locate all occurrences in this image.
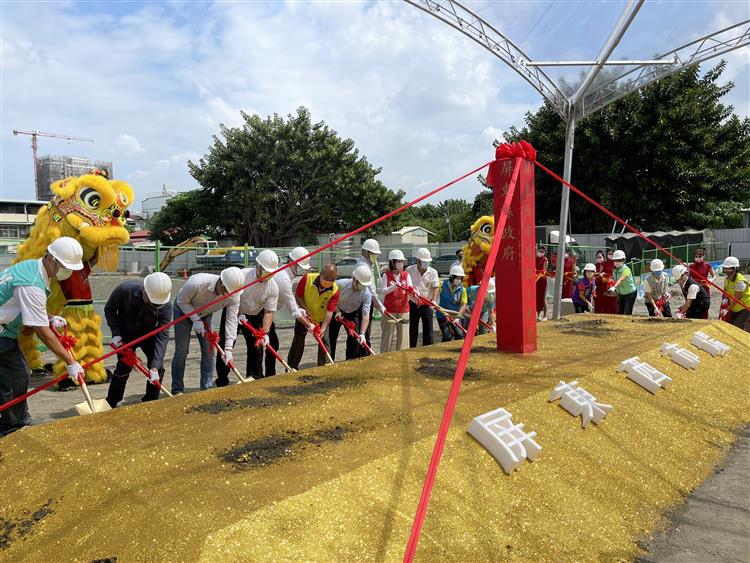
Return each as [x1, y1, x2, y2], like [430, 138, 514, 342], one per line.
[1, 237, 748, 435]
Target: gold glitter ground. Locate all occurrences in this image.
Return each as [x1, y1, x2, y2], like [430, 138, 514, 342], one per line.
[0, 316, 747, 562]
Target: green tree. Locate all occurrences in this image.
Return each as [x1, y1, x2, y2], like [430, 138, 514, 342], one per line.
[153, 107, 405, 246]
[149, 190, 222, 246]
[506, 61, 750, 231]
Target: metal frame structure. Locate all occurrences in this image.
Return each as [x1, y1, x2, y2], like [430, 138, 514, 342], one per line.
[405, 0, 750, 318]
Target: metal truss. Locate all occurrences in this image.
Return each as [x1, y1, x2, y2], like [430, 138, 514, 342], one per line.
[404, 0, 570, 119]
[581, 19, 750, 116]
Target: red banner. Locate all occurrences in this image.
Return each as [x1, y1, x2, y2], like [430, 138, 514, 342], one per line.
[492, 157, 537, 353]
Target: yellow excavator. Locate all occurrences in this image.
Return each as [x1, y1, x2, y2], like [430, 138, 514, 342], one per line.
[158, 236, 211, 272]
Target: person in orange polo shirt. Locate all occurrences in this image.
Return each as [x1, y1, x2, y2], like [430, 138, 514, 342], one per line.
[287, 263, 340, 369]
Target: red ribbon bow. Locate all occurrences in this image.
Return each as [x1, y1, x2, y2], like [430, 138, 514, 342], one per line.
[205, 330, 220, 353]
[119, 347, 139, 367]
[495, 140, 537, 161]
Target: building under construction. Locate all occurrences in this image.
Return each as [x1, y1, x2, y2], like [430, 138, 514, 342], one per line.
[36, 155, 113, 201]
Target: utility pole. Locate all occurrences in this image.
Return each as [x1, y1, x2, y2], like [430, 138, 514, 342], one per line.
[12, 129, 94, 199]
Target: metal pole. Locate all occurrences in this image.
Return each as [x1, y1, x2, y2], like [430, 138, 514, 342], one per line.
[154, 241, 160, 272]
[552, 116, 576, 319]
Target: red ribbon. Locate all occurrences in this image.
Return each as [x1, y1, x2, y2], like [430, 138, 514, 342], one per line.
[205, 330, 220, 353]
[59, 333, 77, 350]
[119, 347, 139, 367]
[495, 140, 537, 161]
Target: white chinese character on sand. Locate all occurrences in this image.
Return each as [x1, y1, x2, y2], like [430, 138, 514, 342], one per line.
[548, 380, 613, 428]
[468, 408, 541, 474]
[690, 331, 729, 357]
[616, 356, 672, 394]
[660, 342, 700, 370]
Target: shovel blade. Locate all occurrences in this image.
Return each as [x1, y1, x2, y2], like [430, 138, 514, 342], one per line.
[74, 399, 111, 416]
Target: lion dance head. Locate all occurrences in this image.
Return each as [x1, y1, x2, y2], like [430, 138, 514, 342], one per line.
[461, 215, 495, 287]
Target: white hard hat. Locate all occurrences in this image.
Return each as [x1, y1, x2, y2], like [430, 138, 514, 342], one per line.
[583, 263, 596, 272]
[352, 265, 374, 286]
[415, 247, 432, 262]
[255, 249, 279, 273]
[143, 272, 172, 305]
[672, 264, 688, 279]
[220, 266, 245, 293]
[612, 250, 626, 261]
[722, 256, 740, 269]
[487, 278, 496, 294]
[47, 237, 84, 270]
[288, 247, 311, 270]
[362, 239, 381, 255]
[650, 259, 665, 271]
[388, 249, 405, 261]
[450, 264, 465, 277]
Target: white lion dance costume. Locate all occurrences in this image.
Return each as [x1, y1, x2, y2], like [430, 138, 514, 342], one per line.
[14, 170, 134, 384]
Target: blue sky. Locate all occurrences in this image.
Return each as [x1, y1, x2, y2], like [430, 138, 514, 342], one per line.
[1, 0, 748, 208]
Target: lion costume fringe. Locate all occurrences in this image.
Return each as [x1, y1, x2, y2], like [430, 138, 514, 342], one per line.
[14, 171, 134, 383]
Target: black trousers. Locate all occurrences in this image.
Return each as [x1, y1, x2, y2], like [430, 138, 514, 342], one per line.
[106, 338, 164, 408]
[618, 291, 637, 315]
[328, 309, 365, 360]
[437, 317, 464, 342]
[645, 301, 672, 317]
[364, 305, 374, 347]
[265, 321, 280, 376]
[409, 302, 434, 348]
[573, 303, 589, 314]
[0, 337, 30, 435]
[215, 310, 268, 385]
[287, 321, 331, 369]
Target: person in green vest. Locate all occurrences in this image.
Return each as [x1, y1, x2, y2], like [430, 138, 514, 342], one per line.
[721, 256, 750, 332]
[606, 250, 637, 315]
[1, 237, 85, 436]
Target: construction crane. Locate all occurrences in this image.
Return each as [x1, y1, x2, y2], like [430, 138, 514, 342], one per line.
[12, 129, 94, 200]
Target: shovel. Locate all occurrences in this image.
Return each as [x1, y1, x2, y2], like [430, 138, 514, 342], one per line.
[239, 318, 297, 372]
[335, 315, 375, 356]
[52, 327, 111, 415]
[305, 317, 334, 365]
[205, 328, 253, 383]
[109, 343, 173, 397]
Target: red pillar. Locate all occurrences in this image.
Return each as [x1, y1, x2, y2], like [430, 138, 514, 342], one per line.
[491, 155, 537, 353]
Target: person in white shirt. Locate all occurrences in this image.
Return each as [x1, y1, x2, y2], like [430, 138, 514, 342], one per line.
[450, 248, 464, 271]
[643, 259, 672, 317]
[406, 248, 440, 347]
[328, 265, 372, 360]
[215, 250, 280, 383]
[269, 247, 311, 374]
[355, 239, 386, 347]
[1, 237, 84, 435]
[381, 249, 412, 352]
[170, 267, 245, 394]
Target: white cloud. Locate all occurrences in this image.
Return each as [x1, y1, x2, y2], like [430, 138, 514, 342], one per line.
[114, 134, 144, 155]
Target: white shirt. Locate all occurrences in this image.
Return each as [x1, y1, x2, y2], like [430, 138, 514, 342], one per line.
[336, 278, 371, 316]
[239, 268, 278, 316]
[0, 259, 50, 328]
[406, 264, 439, 303]
[355, 255, 385, 312]
[273, 267, 303, 319]
[175, 273, 240, 345]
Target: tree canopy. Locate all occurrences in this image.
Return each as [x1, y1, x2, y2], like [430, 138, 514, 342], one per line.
[504, 62, 750, 231]
[151, 107, 405, 246]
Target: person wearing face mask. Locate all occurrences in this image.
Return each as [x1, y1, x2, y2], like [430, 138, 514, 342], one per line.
[572, 263, 597, 313]
[719, 257, 750, 331]
[672, 265, 711, 320]
[170, 266, 245, 394]
[1, 237, 84, 435]
[535, 246, 549, 321]
[450, 249, 464, 271]
[215, 250, 279, 384]
[437, 265, 468, 342]
[561, 248, 577, 300]
[288, 263, 340, 369]
[328, 265, 372, 360]
[269, 247, 311, 373]
[355, 239, 386, 348]
[406, 247, 440, 347]
[607, 250, 637, 315]
[643, 259, 672, 318]
[103, 272, 173, 407]
[380, 249, 412, 352]
[594, 249, 618, 314]
[688, 249, 715, 319]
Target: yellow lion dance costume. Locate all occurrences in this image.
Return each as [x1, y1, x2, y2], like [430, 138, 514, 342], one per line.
[461, 216, 495, 287]
[15, 171, 134, 383]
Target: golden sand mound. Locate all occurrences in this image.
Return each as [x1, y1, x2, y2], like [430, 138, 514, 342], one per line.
[0, 316, 748, 562]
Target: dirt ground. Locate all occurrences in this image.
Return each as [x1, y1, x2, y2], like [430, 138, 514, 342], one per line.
[2, 315, 747, 562]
